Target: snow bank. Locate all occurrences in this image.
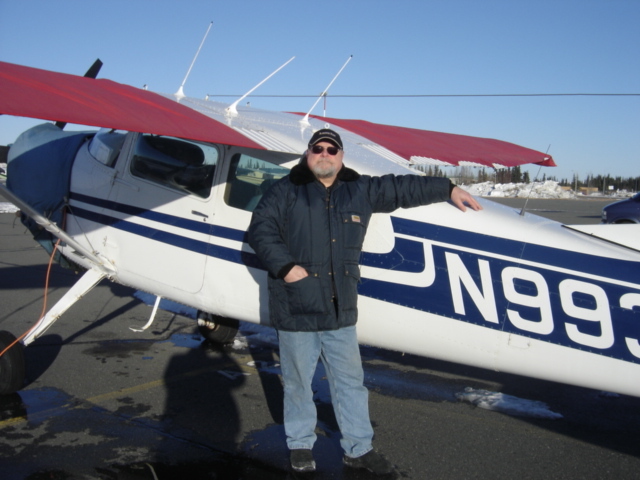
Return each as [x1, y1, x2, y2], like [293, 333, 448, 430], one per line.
[463, 180, 635, 199]
[464, 181, 575, 199]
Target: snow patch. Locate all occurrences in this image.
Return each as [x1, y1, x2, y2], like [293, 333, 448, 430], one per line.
[0, 202, 18, 214]
[456, 387, 563, 419]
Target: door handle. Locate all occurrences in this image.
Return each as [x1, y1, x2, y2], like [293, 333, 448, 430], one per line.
[191, 210, 209, 220]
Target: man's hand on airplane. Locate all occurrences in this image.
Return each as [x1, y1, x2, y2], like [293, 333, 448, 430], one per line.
[451, 186, 482, 212]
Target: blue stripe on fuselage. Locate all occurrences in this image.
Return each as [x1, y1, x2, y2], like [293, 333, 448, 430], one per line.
[388, 216, 639, 284]
[68, 194, 260, 268]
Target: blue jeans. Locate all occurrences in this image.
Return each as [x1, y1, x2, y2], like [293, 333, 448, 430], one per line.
[277, 326, 374, 458]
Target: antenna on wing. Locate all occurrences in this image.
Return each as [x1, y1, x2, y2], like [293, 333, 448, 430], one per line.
[519, 144, 551, 216]
[175, 21, 213, 99]
[224, 56, 296, 117]
[300, 55, 353, 127]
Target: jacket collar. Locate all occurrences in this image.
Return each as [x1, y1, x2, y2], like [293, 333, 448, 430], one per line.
[290, 162, 360, 186]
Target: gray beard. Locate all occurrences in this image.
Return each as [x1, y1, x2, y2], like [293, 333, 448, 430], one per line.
[311, 162, 337, 179]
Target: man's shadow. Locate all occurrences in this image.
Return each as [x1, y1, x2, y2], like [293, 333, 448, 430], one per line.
[162, 340, 246, 453]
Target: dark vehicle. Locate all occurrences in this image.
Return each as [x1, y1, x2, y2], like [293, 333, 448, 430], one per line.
[602, 192, 640, 224]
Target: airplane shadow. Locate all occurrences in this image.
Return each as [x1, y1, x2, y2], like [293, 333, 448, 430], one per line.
[362, 346, 640, 459]
[0, 264, 78, 291]
[19, 283, 165, 387]
[23, 333, 63, 388]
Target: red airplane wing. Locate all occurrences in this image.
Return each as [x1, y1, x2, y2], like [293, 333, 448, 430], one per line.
[0, 61, 263, 149]
[295, 114, 556, 168]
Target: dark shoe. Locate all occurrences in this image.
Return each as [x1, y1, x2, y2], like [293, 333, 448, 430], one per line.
[343, 449, 393, 475]
[290, 449, 316, 472]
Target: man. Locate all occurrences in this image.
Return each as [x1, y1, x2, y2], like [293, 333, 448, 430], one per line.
[248, 129, 481, 474]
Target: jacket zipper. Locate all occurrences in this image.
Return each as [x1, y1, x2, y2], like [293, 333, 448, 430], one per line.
[326, 185, 338, 314]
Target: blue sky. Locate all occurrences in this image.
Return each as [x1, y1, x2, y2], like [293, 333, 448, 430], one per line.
[1, 0, 638, 182]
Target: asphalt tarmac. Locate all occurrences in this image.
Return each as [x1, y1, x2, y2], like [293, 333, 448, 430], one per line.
[1, 197, 639, 479]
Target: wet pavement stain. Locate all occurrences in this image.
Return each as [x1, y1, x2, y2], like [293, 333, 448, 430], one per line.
[83, 340, 155, 360]
[114, 396, 152, 417]
[1, 373, 400, 479]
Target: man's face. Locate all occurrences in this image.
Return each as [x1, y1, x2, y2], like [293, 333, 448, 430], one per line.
[306, 141, 344, 183]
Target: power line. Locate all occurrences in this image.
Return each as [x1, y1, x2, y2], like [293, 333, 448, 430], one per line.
[205, 93, 640, 98]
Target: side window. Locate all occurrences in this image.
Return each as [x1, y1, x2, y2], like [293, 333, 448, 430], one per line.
[130, 134, 218, 198]
[224, 153, 290, 211]
[88, 129, 127, 167]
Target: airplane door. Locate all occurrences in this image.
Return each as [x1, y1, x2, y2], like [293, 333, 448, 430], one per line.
[204, 147, 296, 321]
[104, 133, 220, 294]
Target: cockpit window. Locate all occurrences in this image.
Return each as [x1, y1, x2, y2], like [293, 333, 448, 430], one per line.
[130, 134, 219, 198]
[224, 153, 292, 211]
[88, 129, 127, 167]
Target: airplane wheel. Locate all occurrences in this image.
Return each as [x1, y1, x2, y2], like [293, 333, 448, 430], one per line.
[197, 312, 239, 344]
[0, 331, 26, 395]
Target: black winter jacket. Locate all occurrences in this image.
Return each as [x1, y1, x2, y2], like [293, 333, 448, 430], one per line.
[247, 162, 452, 332]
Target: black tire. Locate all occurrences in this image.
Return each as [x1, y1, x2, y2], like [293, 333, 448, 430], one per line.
[197, 312, 239, 344]
[0, 331, 26, 395]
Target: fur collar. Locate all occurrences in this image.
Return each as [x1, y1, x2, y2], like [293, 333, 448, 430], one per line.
[290, 162, 360, 186]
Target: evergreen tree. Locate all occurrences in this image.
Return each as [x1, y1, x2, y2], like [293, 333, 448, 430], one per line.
[512, 165, 522, 183]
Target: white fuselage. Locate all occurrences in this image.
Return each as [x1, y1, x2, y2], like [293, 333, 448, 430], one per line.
[56, 102, 640, 397]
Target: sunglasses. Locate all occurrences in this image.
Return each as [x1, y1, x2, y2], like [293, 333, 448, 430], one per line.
[311, 145, 341, 155]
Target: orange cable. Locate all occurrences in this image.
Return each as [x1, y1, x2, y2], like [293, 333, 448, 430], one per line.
[0, 236, 62, 358]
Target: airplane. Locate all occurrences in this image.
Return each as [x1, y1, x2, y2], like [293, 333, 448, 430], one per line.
[0, 60, 639, 401]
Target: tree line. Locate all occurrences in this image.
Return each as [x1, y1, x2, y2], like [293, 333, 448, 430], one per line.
[415, 164, 639, 192]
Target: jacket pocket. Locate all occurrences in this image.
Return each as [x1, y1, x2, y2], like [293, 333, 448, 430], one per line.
[340, 263, 361, 312]
[341, 211, 368, 250]
[284, 275, 328, 315]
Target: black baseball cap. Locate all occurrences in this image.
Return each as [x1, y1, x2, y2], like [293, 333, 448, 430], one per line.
[308, 128, 343, 149]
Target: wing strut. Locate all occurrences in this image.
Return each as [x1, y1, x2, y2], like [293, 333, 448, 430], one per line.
[22, 268, 106, 346]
